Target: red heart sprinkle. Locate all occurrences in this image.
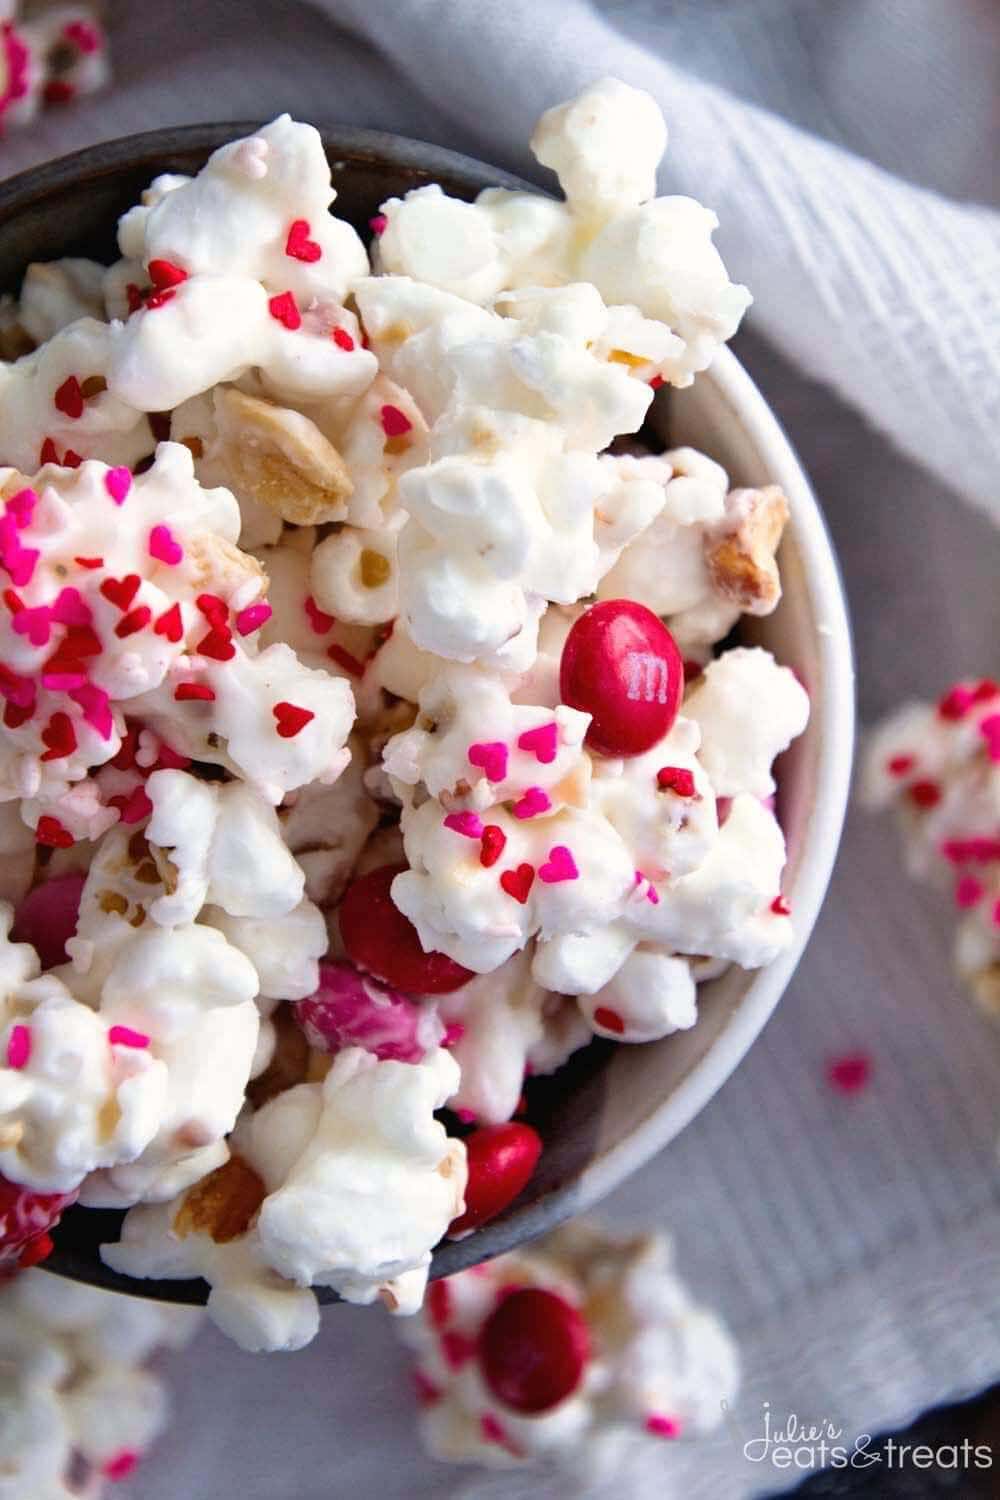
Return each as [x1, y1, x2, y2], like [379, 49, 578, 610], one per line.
[35, 815, 74, 849]
[593, 1006, 625, 1034]
[656, 765, 696, 796]
[196, 629, 235, 662]
[147, 259, 188, 290]
[380, 404, 412, 438]
[479, 825, 507, 868]
[53, 376, 83, 419]
[154, 603, 184, 642]
[285, 219, 323, 263]
[40, 712, 77, 761]
[268, 291, 301, 330]
[332, 327, 355, 351]
[145, 288, 176, 310]
[100, 574, 140, 611]
[273, 701, 315, 738]
[174, 683, 215, 702]
[115, 605, 152, 639]
[500, 864, 534, 904]
[39, 438, 59, 466]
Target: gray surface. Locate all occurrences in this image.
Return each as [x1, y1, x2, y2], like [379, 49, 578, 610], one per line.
[2, 3, 999, 1497]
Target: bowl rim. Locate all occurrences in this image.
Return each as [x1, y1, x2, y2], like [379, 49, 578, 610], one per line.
[0, 122, 854, 1295]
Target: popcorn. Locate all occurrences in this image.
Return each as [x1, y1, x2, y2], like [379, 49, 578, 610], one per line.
[19, 258, 106, 345]
[438, 948, 591, 1125]
[0, 5, 109, 135]
[685, 647, 810, 798]
[0, 1267, 201, 1498]
[255, 1046, 465, 1296]
[376, 78, 749, 385]
[400, 1218, 739, 1470]
[0, 318, 151, 473]
[104, 1047, 467, 1350]
[0, 911, 168, 1194]
[863, 678, 1000, 1013]
[0, 83, 808, 1345]
[106, 116, 376, 413]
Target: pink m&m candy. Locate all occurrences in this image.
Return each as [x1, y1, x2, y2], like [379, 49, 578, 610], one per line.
[0, 1173, 77, 1274]
[559, 600, 683, 757]
[12, 873, 85, 970]
[477, 1287, 591, 1414]
[294, 960, 441, 1063]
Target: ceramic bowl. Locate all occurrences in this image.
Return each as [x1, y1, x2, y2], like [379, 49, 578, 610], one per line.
[0, 125, 854, 1302]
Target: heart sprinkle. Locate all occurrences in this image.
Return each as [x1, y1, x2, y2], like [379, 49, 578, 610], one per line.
[380, 404, 412, 438]
[285, 219, 323, 262]
[538, 845, 579, 883]
[268, 291, 301, 330]
[499, 864, 535, 904]
[35, 815, 74, 848]
[148, 524, 183, 565]
[516, 722, 558, 764]
[6, 1024, 31, 1069]
[273, 701, 315, 738]
[443, 811, 485, 839]
[512, 786, 551, 820]
[53, 376, 83, 419]
[468, 741, 509, 783]
[480, 825, 507, 868]
[104, 467, 132, 505]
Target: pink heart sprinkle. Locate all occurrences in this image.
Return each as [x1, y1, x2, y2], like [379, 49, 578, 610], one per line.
[4, 545, 39, 587]
[102, 1451, 140, 1482]
[148, 524, 183, 565]
[104, 467, 132, 505]
[516, 721, 559, 764]
[7, 488, 37, 528]
[51, 586, 91, 627]
[979, 714, 1000, 762]
[538, 845, 579, 883]
[443, 811, 485, 839]
[108, 1025, 150, 1049]
[955, 875, 984, 909]
[13, 605, 53, 647]
[512, 785, 551, 820]
[235, 602, 272, 635]
[455, 1107, 477, 1125]
[68, 683, 113, 740]
[645, 1414, 682, 1439]
[42, 671, 87, 691]
[6, 1023, 31, 1069]
[468, 741, 508, 783]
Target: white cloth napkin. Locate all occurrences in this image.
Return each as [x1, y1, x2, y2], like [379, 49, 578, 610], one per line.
[4, 3, 1000, 1496]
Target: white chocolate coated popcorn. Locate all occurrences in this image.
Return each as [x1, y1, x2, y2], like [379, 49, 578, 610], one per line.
[105, 1048, 467, 1350]
[864, 678, 1000, 1013]
[0, 88, 807, 1344]
[685, 648, 810, 798]
[0, 1266, 201, 1499]
[400, 1217, 739, 1470]
[377, 78, 749, 384]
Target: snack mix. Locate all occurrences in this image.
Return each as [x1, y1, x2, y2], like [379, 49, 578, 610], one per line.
[401, 1219, 739, 1472]
[864, 677, 1000, 1013]
[0, 1267, 201, 1497]
[0, 2, 107, 138]
[0, 78, 808, 1353]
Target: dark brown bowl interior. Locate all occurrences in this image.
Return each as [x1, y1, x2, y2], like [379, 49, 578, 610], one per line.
[0, 125, 620, 1304]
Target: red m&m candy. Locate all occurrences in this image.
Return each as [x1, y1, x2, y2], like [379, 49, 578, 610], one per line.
[477, 1287, 591, 1414]
[559, 600, 683, 757]
[449, 1122, 542, 1237]
[338, 863, 474, 996]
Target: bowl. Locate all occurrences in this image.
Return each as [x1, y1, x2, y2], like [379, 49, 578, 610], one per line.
[0, 125, 854, 1303]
